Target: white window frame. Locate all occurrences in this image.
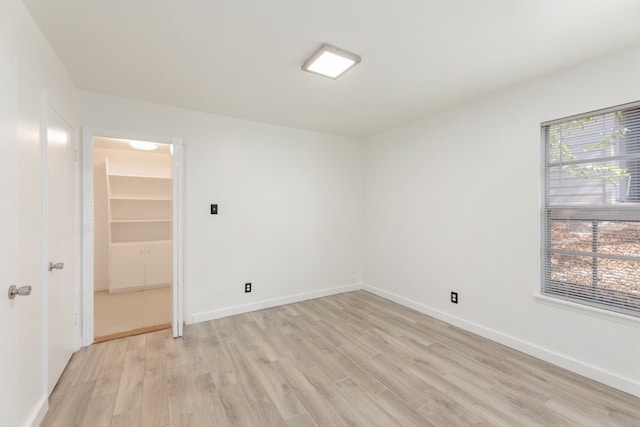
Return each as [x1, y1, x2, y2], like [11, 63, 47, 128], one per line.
[541, 101, 640, 318]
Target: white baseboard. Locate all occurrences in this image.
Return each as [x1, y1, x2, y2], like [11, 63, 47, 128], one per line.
[28, 394, 48, 427]
[362, 283, 640, 398]
[190, 283, 363, 324]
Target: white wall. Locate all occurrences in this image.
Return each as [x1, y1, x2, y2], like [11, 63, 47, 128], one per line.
[93, 146, 173, 291]
[363, 44, 640, 397]
[78, 44, 640, 400]
[80, 92, 363, 321]
[0, 1, 78, 426]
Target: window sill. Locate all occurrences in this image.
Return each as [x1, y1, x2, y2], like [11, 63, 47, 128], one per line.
[533, 293, 640, 328]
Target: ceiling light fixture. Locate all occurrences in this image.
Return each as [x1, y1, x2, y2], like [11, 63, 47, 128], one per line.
[302, 44, 361, 79]
[128, 140, 158, 151]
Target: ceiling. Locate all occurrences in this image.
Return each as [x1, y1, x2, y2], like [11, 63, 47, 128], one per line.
[24, 0, 640, 138]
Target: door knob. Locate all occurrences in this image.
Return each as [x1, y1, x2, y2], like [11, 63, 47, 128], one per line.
[8, 285, 32, 300]
[48, 262, 64, 272]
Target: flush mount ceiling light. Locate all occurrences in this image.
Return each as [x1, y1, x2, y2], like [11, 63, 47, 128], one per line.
[302, 44, 361, 79]
[111, 137, 159, 151]
[127, 140, 158, 151]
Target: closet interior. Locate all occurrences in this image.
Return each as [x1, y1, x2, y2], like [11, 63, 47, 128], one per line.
[93, 137, 173, 341]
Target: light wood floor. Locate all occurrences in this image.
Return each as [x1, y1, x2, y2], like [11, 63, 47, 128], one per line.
[42, 291, 640, 426]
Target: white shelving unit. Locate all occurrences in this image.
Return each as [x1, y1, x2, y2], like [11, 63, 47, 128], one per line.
[106, 158, 172, 294]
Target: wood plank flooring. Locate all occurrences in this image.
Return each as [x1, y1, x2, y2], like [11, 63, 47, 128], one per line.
[42, 291, 640, 426]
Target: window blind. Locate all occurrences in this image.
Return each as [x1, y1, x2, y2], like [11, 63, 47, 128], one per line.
[542, 103, 640, 317]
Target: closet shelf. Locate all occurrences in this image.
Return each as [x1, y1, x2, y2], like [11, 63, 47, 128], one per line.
[106, 157, 173, 294]
[108, 173, 171, 180]
[109, 196, 172, 201]
[111, 219, 171, 223]
[111, 239, 172, 246]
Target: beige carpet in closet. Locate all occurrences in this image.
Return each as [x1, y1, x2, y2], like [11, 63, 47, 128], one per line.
[94, 287, 171, 341]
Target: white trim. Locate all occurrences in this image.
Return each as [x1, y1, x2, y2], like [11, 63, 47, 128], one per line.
[534, 293, 640, 328]
[80, 128, 185, 346]
[190, 283, 363, 323]
[80, 128, 94, 346]
[73, 124, 83, 351]
[362, 283, 640, 398]
[171, 140, 185, 337]
[39, 92, 50, 411]
[27, 393, 48, 427]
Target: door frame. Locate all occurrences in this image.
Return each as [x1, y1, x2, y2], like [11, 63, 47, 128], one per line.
[80, 128, 185, 345]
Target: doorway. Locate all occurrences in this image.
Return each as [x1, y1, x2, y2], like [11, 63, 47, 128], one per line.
[93, 137, 173, 341]
[81, 130, 184, 345]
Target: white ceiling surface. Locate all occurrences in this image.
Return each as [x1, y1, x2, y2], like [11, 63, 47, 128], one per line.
[24, 0, 640, 138]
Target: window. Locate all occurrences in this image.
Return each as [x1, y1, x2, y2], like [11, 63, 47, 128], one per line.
[542, 103, 640, 317]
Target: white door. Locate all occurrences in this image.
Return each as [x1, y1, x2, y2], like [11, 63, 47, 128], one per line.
[46, 105, 76, 394]
[0, 50, 22, 427]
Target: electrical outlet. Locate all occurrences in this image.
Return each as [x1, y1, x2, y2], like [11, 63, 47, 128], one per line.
[210, 204, 218, 215]
[73, 312, 79, 326]
[245, 282, 252, 293]
[451, 291, 458, 304]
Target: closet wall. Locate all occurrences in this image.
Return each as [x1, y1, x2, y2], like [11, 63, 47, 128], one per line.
[93, 138, 172, 291]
